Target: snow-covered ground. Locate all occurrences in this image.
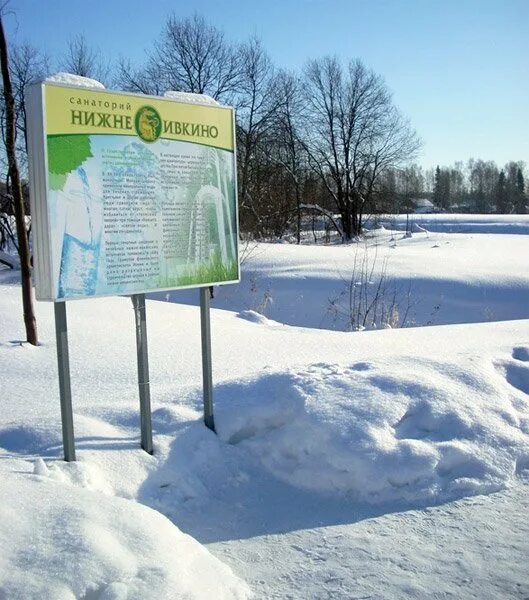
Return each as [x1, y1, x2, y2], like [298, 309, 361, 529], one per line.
[1, 215, 529, 599]
[380, 213, 529, 235]
[157, 224, 529, 331]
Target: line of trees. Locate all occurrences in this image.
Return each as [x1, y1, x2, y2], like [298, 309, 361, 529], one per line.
[0, 13, 421, 244]
[1, 12, 527, 254]
[379, 159, 527, 214]
[117, 16, 423, 239]
[433, 160, 526, 213]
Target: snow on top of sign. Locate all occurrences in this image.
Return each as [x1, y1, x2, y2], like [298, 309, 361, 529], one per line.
[164, 90, 219, 106]
[46, 72, 105, 89]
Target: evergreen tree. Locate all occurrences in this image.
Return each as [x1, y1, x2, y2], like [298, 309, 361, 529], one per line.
[515, 168, 526, 213]
[504, 161, 521, 213]
[433, 166, 443, 208]
[432, 166, 451, 211]
[475, 181, 485, 213]
[495, 170, 508, 213]
[442, 171, 451, 210]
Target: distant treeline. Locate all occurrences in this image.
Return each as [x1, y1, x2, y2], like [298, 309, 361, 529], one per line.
[0, 13, 526, 248]
[381, 160, 527, 215]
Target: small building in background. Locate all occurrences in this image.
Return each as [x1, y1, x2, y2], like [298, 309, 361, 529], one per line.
[412, 198, 436, 214]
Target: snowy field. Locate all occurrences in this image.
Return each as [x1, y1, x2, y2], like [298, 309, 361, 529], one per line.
[157, 217, 529, 330]
[1, 215, 529, 599]
[380, 213, 529, 235]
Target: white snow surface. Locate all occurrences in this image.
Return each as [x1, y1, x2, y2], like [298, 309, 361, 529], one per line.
[0, 470, 251, 600]
[46, 72, 105, 89]
[163, 91, 219, 106]
[214, 358, 529, 503]
[2, 216, 529, 598]
[162, 225, 529, 330]
[214, 482, 529, 599]
[379, 212, 529, 235]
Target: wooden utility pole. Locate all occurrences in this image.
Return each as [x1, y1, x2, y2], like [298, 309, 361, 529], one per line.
[0, 14, 38, 345]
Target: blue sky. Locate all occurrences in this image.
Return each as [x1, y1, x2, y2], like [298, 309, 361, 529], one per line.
[5, 0, 529, 169]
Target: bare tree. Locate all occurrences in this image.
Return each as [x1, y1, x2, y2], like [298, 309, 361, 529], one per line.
[0, 12, 37, 344]
[236, 38, 283, 237]
[1, 42, 48, 174]
[116, 56, 165, 96]
[468, 159, 498, 212]
[117, 14, 240, 100]
[60, 34, 109, 84]
[154, 13, 239, 101]
[268, 71, 307, 243]
[302, 57, 421, 239]
[0, 41, 47, 254]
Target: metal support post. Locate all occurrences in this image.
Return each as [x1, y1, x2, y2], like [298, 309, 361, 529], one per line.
[54, 302, 76, 462]
[200, 287, 216, 432]
[131, 294, 153, 454]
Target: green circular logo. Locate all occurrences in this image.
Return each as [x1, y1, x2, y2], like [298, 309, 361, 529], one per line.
[134, 105, 162, 143]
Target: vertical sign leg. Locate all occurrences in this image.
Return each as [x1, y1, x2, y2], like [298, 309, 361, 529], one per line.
[54, 302, 76, 462]
[200, 287, 216, 432]
[132, 294, 153, 454]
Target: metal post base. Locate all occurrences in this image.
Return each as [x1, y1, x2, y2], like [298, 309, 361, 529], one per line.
[54, 302, 76, 462]
[200, 287, 216, 433]
[132, 294, 153, 454]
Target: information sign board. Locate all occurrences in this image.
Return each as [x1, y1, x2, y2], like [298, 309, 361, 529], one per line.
[27, 83, 239, 301]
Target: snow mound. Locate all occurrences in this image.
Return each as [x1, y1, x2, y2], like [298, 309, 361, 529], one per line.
[0, 250, 19, 269]
[164, 91, 219, 106]
[412, 223, 428, 233]
[0, 472, 252, 599]
[215, 357, 529, 504]
[236, 310, 275, 325]
[216, 372, 305, 444]
[46, 72, 105, 89]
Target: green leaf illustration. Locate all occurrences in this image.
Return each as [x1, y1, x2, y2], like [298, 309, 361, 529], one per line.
[48, 172, 68, 191]
[47, 135, 92, 190]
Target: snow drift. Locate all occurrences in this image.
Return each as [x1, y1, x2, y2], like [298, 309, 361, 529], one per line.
[215, 353, 529, 504]
[2, 214, 529, 599]
[0, 471, 252, 600]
